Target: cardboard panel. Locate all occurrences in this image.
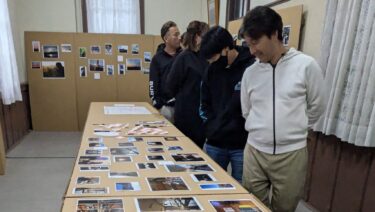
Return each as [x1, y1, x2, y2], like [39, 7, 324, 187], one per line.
[25, 32, 79, 131]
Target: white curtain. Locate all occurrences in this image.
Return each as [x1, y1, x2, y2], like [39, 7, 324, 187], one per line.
[0, 0, 22, 105]
[86, 0, 141, 34]
[315, 0, 375, 147]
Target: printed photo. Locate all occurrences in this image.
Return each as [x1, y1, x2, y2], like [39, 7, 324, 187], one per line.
[131, 44, 139, 54]
[190, 173, 216, 182]
[42, 61, 65, 78]
[164, 136, 178, 141]
[135, 197, 202, 212]
[144, 52, 152, 63]
[148, 147, 164, 153]
[118, 142, 134, 147]
[88, 142, 107, 150]
[115, 182, 141, 191]
[147, 155, 165, 161]
[77, 199, 124, 212]
[143, 68, 150, 74]
[85, 149, 102, 155]
[165, 164, 214, 172]
[31, 61, 41, 69]
[88, 137, 103, 142]
[79, 66, 87, 77]
[126, 58, 141, 71]
[209, 199, 261, 212]
[32, 41, 40, 52]
[147, 177, 189, 191]
[61, 44, 72, 52]
[113, 156, 132, 163]
[118, 64, 125, 75]
[167, 146, 183, 151]
[106, 64, 114, 76]
[76, 176, 100, 185]
[171, 153, 205, 162]
[79, 47, 86, 58]
[282, 25, 291, 46]
[89, 59, 105, 72]
[79, 166, 109, 171]
[105, 43, 113, 55]
[74, 187, 108, 195]
[199, 183, 235, 190]
[110, 147, 139, 155]
[43, 45, 59, 58]
[147, 141, 163, 146]
[109, 171, 138, 178]
[137, 162, 156, 169]
[91, 45, 100, 54]
[118, 45, 128, 53]
[128, 137, 143, 142]
[78, 156, 110, 166]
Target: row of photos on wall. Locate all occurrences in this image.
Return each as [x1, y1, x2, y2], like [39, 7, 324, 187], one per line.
[30, 41, 152, 79]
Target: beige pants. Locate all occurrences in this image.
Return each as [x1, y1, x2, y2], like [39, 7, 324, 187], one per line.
[159, 105, 174, 123]
[242, 144, 307, 212]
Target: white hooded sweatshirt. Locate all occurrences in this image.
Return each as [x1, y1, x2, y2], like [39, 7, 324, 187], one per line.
[241, 48, 325, 154]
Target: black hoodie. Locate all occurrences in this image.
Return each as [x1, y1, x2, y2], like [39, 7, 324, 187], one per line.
[200, 46, 255, 149]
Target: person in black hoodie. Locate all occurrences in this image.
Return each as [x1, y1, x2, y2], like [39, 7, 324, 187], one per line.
[149, 21, 181, 123]
[199, 26, 255, 182]
[166, 20, 209, 148]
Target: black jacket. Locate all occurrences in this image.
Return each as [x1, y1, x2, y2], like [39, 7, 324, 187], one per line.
[149, 43, 181, 109]
[166, 49, 208, 147]
[200, 46, 255, 149]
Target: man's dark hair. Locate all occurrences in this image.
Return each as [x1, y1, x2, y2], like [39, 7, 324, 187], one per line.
[161, 21, 177, 42]
[241, 6, 283, 41]
[184, 20, 209, 51]
[200, 26, 234, 59]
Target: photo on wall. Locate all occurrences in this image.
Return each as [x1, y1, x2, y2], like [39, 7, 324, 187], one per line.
[43, 45, 59, 58]
[131, 44, 139, 54]
[32, 41, 40, 52]
[144, 52, 152, 63]
[90, 45, 101, 54]
[126, 58, 141, 71]
[79, 47, 87, 58]
[282, 25, 291, 46]
[88, 59, 105, 72]
[79, 66, 87, 77]
[106, 64, 114, 76]
[31, 61, 41, 69]
[104, 43, 113, 55]
[118, 64, 125, 75]
[61, 44, 72, 52]
[118, 45, 128, 53]
[42, 61, 65, 78]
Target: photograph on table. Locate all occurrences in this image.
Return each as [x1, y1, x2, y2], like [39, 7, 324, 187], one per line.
[78, 156, 110, 166]
[106, 64, 114, 76]
[137, 162, 157, 170]
[165, 164, 215, 172]
[109, 171, 139, 178]
[80, 166, 109, 171]
[88, 137, 103, 142]
[76, 176, 100, 185]
[88, 142, 107, 150]
[209, 199, 262, 212]
[199, 183, 235, 190]
[31, 61, 41, 69]
[171, 153, 205, 162]
[147, 155, 165, 161]
[147, 141, 163, 146]
[113, 156, 132, 163]
[79, 47, 86, 58]
[190, 173, 216, 182]
[118, 63, 125, 75]
[164, 136, 178, 141]
[105, 43, 113, 55]
[147, 177, 189, 191]
[128, 137, 143, 142]
[131, 44, 139, 54]
[135, 197, 202, 212]
[73, 187, 108, 195]
[90, 45, 100, 54]
[148, 147, 164, 153]
[77, 199, 124, 212]
[79, 66, 87, 77]
[118, 45, 128, 53]
[144, 52, 152, 63]
[118, 142, 135, 147]
[126, 58, 142, 71]
[110, 147, 139, 155]
[167, 146, 183, 151]
[88, 59, 105, 72]
[115, 182, 141, 191]
[42, 61, 65, 78]
[61, 44, 72, 52]
[85, 149, 102, 155]
[43, 45, 59, 58]
[32, 41, 40, 52]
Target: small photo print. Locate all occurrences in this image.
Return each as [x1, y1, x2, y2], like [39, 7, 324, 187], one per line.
[109, 171, 138, 178]
[106, 64, 114, 76]
[43, 45, 59, 58]
[282, 25, 291, 46]
[79, 166, 109, 171]
[77, 199, 124, 212]
[110, 147, 139, 155]
[144, 52, 152, 63]
[209, 199, 261, 212]
[76, 176, 100, 185]
[42, 61, 65, 78]
[199, 183, 235, 190]
[78, 156, 110, 166]
[74, 187, 108, 195]
[85, 149, 102, 155]
[118, 64, 125, 75]
[79, 47, 86, 58]
[31, 61, 41, 69]
[104, 43, 112, 55]
[131, 44, 139, 54]
[88, 137, 103, 142]
[147, 141, 163, 146]
[88, 142, 107, 149]
[128, 137, 143, 142]
[135, 197, 202, 212]
[118, 45, 128, 53]
[79, 66, 87, 77]
[165, 164, 214, 172]
[147, 177, 189, 191]
[118, 142, 134, 147]
[148, 147, 164, 153]
[115, 182, 141, 191]
[164, 136, 178, 141]
[137, 162, 156, 170]
[126, 58, 141, 71]
[190, 173, 216, 182]
[91, 45, 101, 54]
[171, 153, 205, 162]
[113, 156, 132, 163]
[61, 44, 72, 52]
[167, 146, 183, 151]
[89, 59, 105, 72]
[32, 41, 40, 52]
[147, 155, 165, 161]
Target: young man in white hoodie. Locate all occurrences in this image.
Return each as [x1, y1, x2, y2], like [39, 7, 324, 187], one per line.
[240, 6, 325, 212]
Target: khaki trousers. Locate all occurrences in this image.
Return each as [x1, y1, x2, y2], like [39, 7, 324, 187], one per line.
[242, 144, 307, 212]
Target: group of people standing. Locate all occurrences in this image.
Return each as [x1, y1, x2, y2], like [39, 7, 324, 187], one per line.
[149, 6, 325, 212]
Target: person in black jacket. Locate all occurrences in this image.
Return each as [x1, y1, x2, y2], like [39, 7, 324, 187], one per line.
[199, 26, 255, 182]
[166, 20, 209, 148]
[149, 21, 181, 123]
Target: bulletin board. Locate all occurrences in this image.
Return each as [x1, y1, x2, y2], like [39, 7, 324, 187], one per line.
[227, 5, 303, 49]
[25, 32, 160, 131]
